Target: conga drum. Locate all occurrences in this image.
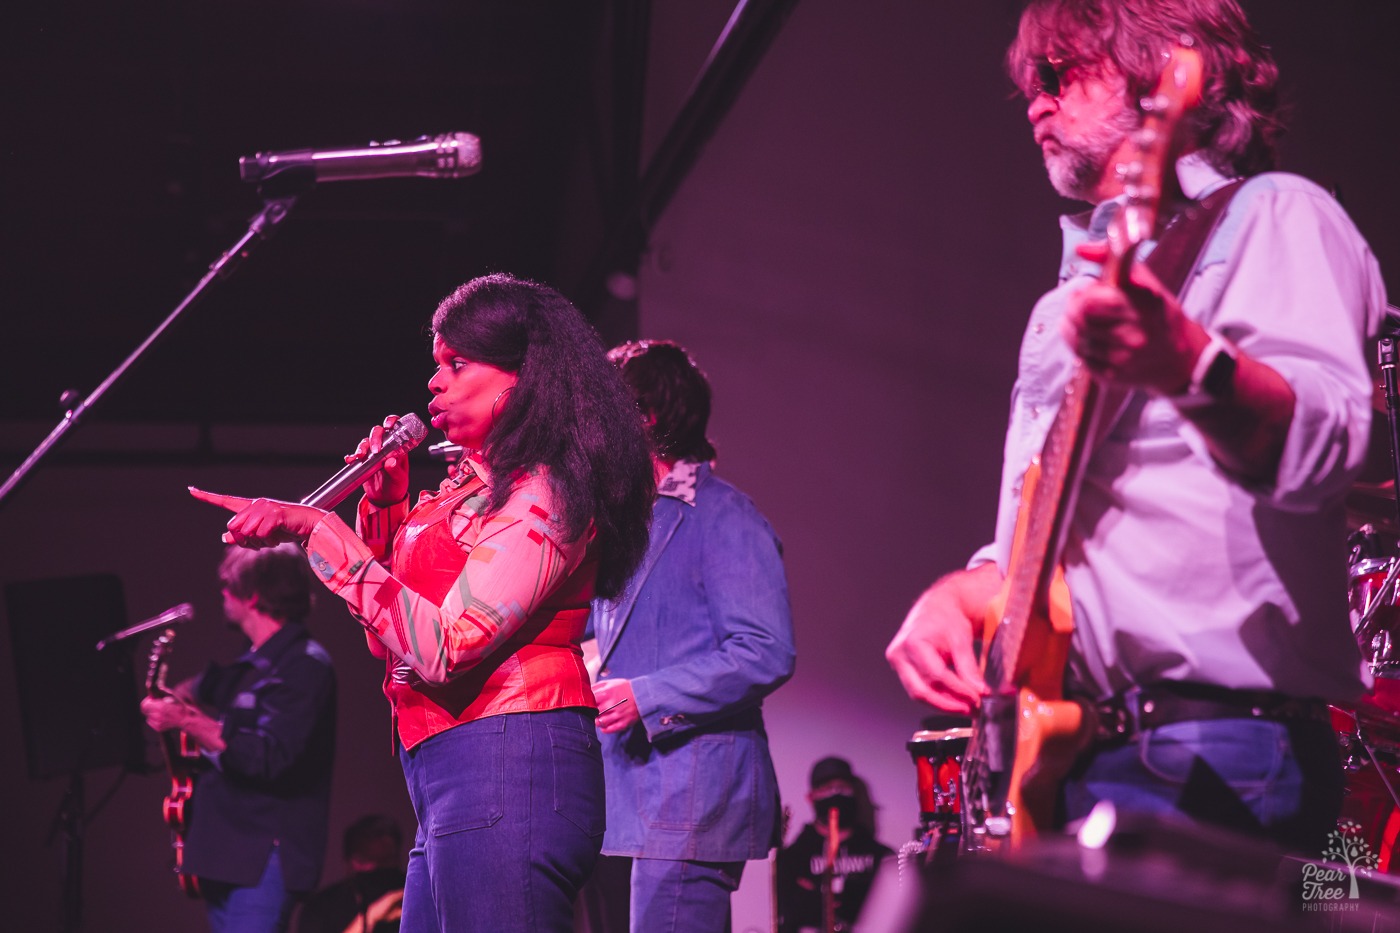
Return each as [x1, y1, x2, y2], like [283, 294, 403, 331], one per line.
[907, 721, 972, 830]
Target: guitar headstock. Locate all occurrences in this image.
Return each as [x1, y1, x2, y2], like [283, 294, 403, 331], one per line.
[145, 628, 178, 697]
[1106, 45, 1204, 278]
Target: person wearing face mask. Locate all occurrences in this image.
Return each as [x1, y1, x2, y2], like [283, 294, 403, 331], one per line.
[775, 758, 895, 933]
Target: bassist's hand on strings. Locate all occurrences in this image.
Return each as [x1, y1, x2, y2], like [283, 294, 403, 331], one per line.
[1061, 240, 1208, 394]
[886, 564, 999, 713]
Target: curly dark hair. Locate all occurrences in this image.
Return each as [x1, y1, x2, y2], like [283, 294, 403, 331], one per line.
[1006, 0, 1284, 177]
[607, 340, 718, 463]
[218, 543, 315, 624]
[431, 274, 654, 598]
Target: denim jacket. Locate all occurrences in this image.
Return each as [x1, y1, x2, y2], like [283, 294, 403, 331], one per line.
[589, 461, 796, 860]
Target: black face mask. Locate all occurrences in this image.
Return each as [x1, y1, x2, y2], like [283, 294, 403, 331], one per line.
[813, 792, 858, 829]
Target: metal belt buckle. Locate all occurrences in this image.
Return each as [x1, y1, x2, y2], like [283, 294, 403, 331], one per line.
[1095, 700, 1132, 742]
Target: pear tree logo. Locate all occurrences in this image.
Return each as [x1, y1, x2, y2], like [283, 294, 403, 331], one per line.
[1302, 820, 1378, 911]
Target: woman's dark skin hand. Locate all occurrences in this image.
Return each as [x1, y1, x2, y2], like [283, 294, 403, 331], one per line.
[188, 488, 326, 548]
[348, 415, 411, 507]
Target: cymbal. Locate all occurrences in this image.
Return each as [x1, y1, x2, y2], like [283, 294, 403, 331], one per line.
[1347, 485, 1399, 535]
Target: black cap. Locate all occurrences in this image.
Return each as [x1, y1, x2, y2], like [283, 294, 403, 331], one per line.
[809, 756, 854, 789]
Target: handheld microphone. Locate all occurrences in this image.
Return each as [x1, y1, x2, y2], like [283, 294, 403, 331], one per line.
[301, 414, 428, 509]
[95, 603, 195, 651]
[238, 132, 483, 184]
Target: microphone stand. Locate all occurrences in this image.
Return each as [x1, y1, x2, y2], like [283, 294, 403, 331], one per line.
[1381, 334, 1400, 535]
[0, 178, 310, 512]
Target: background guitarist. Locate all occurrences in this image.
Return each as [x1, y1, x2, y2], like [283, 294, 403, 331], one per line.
[887, 0, 1388, 853]
[141, 543, 337, 932]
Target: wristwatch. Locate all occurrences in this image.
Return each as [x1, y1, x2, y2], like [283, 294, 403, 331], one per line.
[1171, 331, 1238, 408]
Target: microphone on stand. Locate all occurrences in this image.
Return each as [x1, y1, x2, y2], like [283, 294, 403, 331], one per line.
[238, 132, 483, 184]
[301, 414, 428, 510]
[96, 603, 195, 651]
[427, 440, 466, 464]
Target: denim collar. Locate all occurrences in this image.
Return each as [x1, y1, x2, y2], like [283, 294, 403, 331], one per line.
[656, 459, 703, 506]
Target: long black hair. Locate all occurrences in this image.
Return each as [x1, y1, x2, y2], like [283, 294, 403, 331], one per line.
[431, 273, 654, 598]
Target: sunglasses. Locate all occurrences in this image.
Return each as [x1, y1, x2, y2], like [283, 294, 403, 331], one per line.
[1030, 57, 1072, 99]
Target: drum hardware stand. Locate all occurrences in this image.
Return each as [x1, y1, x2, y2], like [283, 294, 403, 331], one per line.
[1356, 725, 1400, 817]
[1378, 333, 1400, 544]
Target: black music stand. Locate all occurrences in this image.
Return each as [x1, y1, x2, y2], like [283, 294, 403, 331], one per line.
[4, 573, 143, 933]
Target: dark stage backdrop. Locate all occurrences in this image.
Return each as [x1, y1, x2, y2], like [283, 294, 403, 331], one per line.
[1, 2, 1395, 931]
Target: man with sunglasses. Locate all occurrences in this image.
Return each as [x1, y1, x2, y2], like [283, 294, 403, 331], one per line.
[887, 0, 1387, 852]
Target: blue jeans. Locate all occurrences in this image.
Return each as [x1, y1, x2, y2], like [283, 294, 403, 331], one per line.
[397, 709, 605, 933]
[1062, 717, 1344, 853]
[204, 847, 296, 933]
[630, 858, 744, 933]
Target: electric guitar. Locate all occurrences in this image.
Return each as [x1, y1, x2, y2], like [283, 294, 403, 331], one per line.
[145, 628, 203, 897]
[958, 47, 1204, 848]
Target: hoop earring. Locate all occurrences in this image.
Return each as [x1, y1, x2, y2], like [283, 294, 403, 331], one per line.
[491, 386, 515, 421]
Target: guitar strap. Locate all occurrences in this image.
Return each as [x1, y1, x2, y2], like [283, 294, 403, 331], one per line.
[1144, 179, 1245, 296]
[1092, 178, 1246, 445]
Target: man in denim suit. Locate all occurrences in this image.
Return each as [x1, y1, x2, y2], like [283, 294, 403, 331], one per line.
[588, 340, 797, 932]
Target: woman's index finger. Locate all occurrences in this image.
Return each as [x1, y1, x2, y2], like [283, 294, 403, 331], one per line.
[187, 486, 253, 512]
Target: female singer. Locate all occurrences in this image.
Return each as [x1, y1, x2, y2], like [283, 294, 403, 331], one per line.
[191, 273, 655, 933]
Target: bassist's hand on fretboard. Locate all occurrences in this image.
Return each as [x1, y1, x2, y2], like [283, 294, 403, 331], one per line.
[140, 695, 227, 755]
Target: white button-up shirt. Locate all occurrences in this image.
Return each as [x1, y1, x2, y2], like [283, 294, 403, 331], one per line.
[971, 154, 1388, 701]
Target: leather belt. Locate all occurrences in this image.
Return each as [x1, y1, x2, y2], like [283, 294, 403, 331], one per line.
[1090, 681, 1331, 744]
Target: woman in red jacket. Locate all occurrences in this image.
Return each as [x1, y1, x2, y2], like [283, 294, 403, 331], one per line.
[193, 273, 654, 933]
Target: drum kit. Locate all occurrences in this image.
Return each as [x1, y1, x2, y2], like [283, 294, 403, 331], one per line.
[1332, 338, 1400, 873]
[903, 334, 1400, 868]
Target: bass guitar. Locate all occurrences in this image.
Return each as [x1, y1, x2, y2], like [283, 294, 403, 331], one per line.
[145, 628, 203, 897]
[958, 46, 1204, 848]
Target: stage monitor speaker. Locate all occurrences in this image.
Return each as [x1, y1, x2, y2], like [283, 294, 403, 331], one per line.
[4, 574, 145, 780]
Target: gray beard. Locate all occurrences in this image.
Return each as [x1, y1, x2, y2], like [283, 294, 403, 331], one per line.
[1043, 104, 1141, 202]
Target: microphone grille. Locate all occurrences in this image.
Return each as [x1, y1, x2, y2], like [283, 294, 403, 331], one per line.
[393, 413, 429, 451]
[442, 132, 483, 178]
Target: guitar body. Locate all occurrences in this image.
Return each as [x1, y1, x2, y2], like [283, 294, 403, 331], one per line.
[966, 458, 1095, 846]
[161, 728, 202, 897]
[147, 629, 203, 898]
